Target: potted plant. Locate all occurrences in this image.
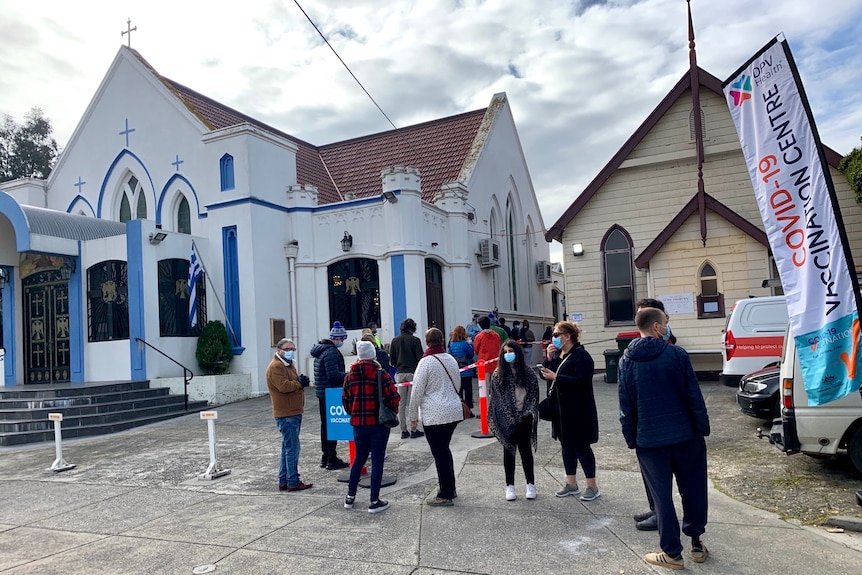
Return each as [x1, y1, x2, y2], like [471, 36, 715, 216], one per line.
[196, 320, 234, 375]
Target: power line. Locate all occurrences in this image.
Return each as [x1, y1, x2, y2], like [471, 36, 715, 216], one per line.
[292, 0, 422, 162]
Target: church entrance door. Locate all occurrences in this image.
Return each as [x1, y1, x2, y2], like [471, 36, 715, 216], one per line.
[23, 270, 71, 384]
[425, 259, 445, 333]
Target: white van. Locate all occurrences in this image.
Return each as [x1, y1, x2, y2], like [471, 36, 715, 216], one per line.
[769, 325, 862, 474]
[720, 296, 789, 387]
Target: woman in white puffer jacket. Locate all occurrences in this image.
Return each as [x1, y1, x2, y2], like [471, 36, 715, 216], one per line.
[408, 327, 464, 506]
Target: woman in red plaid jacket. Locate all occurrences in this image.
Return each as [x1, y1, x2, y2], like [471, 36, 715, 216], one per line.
[341, 340, 400, 513]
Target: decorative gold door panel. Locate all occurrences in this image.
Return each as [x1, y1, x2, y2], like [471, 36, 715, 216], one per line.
[23, 270, 71, 384]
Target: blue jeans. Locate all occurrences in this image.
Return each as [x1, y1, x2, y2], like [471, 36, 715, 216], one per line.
[276, 415, 302, 486]
[347, 425, 391, 502]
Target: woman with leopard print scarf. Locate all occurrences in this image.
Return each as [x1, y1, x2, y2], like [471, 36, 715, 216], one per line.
[488, 339, 539, 502]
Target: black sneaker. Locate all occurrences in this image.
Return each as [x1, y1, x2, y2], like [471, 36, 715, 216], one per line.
[319, 455, 328, 468]
[344, 494, 355, 509]
[326, 458, 350, 470]
[410, 430, 425, 439]
[400, 431, 410, 439]
[633, 509, 655, 522]
[368, 499, 390, 514]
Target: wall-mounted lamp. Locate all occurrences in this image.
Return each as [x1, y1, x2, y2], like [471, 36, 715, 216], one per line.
[149, 232, 168, 245]
[572, 243, 585, 257]
[431, 242, 439, 248]
[382, 190, 398, 203]
[59, 258, 75, 281]
[341, 231, 353, 252]
[0, 267, 7, 290]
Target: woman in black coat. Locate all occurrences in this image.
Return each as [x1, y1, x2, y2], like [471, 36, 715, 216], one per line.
[540, 321, 600, 502]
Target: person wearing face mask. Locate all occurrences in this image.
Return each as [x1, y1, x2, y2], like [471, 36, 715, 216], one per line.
[488, 340, 539, 501]
[310, 321, 350, 470]
[618, 307, 710, 570]
[539, 321, 600, 502]
[266, 338, 312, 492]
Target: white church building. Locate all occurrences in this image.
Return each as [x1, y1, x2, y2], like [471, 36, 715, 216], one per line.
[0, 46, 554, 397]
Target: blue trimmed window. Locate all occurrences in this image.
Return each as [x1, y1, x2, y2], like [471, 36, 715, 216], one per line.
[177, 196, 191, 234]
[220, 154, 235, 192]
[222, 226, 243, 354]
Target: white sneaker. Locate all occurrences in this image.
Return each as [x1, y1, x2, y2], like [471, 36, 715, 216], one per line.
[525, 484, 536, 500]
[505, 485, 516, 501]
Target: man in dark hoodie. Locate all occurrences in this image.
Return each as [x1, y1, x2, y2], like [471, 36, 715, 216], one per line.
[310, 321, 350, 470]
[618, 307, 710, 571]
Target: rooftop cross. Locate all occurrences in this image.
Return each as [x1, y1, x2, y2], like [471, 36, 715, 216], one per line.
[121, 18, 137, 48]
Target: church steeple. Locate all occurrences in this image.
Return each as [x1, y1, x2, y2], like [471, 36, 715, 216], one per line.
[687, 0, 708, 247]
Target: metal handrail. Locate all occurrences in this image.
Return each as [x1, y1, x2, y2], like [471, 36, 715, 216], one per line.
[134, 337, 194, 411]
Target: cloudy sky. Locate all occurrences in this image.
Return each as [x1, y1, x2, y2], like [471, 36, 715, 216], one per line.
[2, 0, 861, 262]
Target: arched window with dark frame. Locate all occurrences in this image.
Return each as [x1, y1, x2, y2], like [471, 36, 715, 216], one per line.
[328, 258, 380, 330]
[220, 154, 235, 192]
[696, 261, 725, 318]
[601, 225, 636, 325]
[87, 260, 129, 342]
[158, 258, 206, 336]
[177, 196, 191, 234]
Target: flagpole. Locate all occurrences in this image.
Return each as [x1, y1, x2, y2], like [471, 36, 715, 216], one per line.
[192, 243, 241, 347]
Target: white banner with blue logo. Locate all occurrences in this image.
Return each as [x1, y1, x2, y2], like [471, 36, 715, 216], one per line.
[722, 37, 862, 405]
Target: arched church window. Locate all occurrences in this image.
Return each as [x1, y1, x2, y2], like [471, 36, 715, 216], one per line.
[136, 191, 147, 219]
[177, 196, 191, 234]
[87, 260, 129, 342]
[507, 202, 518, 311]
[601, 226, 635, 325]
[328, 258, 380, 330]
[220, 154, 235, 192]
[696, 261, 725, 318]
[158, 258, 205, 336]
[119, 195, 132, 223]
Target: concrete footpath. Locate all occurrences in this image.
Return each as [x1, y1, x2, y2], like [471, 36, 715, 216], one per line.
[1, 377, 861, 574]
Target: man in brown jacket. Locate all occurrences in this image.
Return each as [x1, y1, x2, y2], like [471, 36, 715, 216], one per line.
[266, 338, 312, 492]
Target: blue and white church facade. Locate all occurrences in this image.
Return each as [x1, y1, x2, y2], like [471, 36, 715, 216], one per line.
[0, 46, 554, 396]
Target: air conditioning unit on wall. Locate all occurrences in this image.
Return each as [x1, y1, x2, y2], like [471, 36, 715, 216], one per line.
[536, 260, 552, 284]
[479, 238, 501, 268]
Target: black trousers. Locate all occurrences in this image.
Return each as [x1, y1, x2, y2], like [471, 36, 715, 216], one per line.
[560, 437, 596, 478]
[459, 376, 474, 409]
[503, 417, 534, 485]
[424, 421, 458, 499]
[637, 436, 708, 557]
[317, 396, 338, 460]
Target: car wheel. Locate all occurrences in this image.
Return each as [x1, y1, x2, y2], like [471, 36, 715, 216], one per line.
[849, 426, 862, 476]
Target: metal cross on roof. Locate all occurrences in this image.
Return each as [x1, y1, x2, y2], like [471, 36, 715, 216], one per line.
[121, 18, 137, 48]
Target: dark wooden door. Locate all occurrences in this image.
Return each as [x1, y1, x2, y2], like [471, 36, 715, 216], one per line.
[23, 270, 71, 383]
[425, 259, 445, 333]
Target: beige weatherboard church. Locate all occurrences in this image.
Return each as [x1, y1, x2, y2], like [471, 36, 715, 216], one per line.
[546, 65, 861, 373]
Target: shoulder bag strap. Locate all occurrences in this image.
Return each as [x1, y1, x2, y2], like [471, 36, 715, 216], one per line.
[431, 354, 460, 395]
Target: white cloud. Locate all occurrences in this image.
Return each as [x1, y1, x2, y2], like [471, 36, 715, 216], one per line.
[2, 0, 861, 268]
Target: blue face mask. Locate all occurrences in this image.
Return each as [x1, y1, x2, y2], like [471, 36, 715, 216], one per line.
[503, 352, 516, 364]
[552, 336, 562, 349]
[335, 341, 344, 348]
[282, 350, 295, 361]
[661, 324, 672, 342]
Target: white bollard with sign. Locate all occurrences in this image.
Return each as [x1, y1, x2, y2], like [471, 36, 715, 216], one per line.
[47, 413, 76, 472]
[200, 411, 231, 480]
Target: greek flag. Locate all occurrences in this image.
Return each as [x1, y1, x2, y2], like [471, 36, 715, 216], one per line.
[188, 241, 203, 327]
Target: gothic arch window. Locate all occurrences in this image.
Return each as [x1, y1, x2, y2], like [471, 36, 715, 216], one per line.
[601, 225, 635, 325]
[689, 106, 707, 141]
[220, 154, 235, 192]
[87, 260, 129, 342]
[118, 174, 146, 222]
[506, 200, 519, 311]
[696, 261, 725, 318]
[328, 258, 380, 330]
[177, 196, 191, 234]
[158, 258, 205, 336]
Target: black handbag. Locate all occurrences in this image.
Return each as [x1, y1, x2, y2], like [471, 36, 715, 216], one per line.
[538, 385, 559, 421]
[377, 370, 399, 428]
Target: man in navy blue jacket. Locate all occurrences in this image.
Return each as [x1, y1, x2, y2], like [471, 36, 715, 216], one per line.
[618, 307, 710, 570]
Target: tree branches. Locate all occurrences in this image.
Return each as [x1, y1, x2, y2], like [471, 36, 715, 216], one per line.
[0, 107, 59, 182]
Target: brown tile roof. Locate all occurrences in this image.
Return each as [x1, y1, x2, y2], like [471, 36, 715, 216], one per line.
[130, 48, 486, 205]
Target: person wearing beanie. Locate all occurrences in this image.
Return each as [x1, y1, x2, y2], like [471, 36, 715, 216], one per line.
[342, 341, 400, 513]
[388, 318, 425, 439]
[266, 338, 312, 492]
[362, 334, 392, 374]
[310, 321, 350, 470]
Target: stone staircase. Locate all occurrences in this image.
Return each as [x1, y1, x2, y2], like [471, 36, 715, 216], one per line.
[0, 381, 209, 446]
